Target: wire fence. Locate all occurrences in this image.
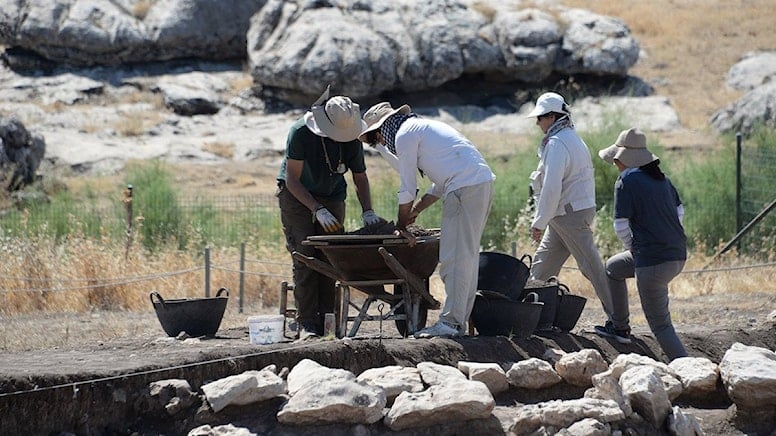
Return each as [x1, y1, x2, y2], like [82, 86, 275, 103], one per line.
[0, 134, 772, 257]
[0, 188, 747, 251]
[2, 248, 774, 296]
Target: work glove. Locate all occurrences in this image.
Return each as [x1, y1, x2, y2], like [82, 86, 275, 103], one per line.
[361, 209, 385, 226]
[314, 206, 342, 233]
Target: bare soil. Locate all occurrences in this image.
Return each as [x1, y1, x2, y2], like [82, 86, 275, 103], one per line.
[1, 292, 775, 435]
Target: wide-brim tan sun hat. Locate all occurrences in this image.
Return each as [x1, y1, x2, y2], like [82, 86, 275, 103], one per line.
[598, 127, 659, 168]
[358, 102, 411, 142]
[303, 86, 367, 142]
[525, 92, 569, 118]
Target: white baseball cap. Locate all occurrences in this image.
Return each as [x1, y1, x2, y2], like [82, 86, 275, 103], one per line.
[526, 92, 570, 118]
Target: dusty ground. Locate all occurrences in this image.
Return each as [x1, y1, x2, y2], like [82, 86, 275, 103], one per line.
[1, 291, 775, 435]
[2, 0, 776, 434]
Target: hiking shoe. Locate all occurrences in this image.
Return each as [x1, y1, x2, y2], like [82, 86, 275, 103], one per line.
[297, 322, 321, 341]
[414, 321, 461, 339]
[594, 321, 632, 344]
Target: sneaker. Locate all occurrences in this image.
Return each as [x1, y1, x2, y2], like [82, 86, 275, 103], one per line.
[594, 321, 632, 344]
[414, 321, 461, 339]
[297, 322, 321, 341]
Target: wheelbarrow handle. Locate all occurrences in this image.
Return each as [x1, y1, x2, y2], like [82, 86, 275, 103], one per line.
[150, 291, 165, 306]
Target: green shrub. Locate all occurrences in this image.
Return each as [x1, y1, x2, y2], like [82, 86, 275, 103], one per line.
[125, 161, 186, 251]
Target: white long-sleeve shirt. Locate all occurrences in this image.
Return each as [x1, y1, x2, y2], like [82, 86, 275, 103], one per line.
[530, 128, 596, 230]
[394, 118, 495, 204]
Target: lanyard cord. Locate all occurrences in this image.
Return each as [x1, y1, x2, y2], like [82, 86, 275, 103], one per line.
[321, 137, 343, 175]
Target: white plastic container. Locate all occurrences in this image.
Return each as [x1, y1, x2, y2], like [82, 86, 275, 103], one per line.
[248, 315, 284, 345]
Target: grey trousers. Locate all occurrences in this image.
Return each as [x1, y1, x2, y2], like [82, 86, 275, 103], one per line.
[277, 184, 345, 332]
[530, 206, 614, 319]
[438, 181, 494, 329]
[606, 250, 688, 360]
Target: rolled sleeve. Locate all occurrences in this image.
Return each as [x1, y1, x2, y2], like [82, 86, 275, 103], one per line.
[397, 189, 416, 205]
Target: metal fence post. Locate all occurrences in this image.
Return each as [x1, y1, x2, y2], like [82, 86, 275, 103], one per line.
[736, 132, 742, 233]
[239, 242, 245, 313]
[204, 246, 211, 297]
[123, 184, 133, 261]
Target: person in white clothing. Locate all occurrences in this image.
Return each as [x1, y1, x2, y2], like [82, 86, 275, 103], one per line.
[360, 102, 496, 338]
[526, 92, 614, 328]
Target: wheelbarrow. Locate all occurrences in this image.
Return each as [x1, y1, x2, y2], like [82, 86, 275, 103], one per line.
[292, 233, 441, 338]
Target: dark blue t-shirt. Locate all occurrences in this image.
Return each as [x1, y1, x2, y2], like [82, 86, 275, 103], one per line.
[614, 168, 687, 267]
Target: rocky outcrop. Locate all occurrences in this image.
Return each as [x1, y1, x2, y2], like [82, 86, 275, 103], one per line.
[710, 51, 776, 134]
[710, 81, 776, 135]
[0, 0, 267, 67]
[0, 116, 46, 191]
[0, 61, 681, 177]
[128, 344, 776, 435]
[719, 342, 776, 424]
[0, 0, 639, 102]
[247, 0, 640, 101]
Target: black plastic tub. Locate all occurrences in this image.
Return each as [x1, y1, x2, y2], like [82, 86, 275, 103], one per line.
[554, 291, 587, 332]
[150, 288, 229, 337]
[470, 290, 543, 339]
[523, 278, 562, 332]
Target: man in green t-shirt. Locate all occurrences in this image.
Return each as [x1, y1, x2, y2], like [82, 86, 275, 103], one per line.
[277, 86, 385, 339]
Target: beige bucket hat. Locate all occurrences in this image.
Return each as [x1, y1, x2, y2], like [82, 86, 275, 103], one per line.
[598, 127, 658, 168]
[358, 102, 411, 142]
[304, 85, 367, 142]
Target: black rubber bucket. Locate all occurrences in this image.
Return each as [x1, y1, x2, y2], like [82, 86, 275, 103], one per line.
[476, 252, 532, 301]
[470, 290, 543, 339]
[150, 288, 229, 337]
[554, 290, 587, 332]
[523, 278, 562, 332]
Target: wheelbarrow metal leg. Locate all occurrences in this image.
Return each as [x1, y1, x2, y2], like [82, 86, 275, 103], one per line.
[280, 281, 298, 339]
[349, 295, 377, 337]
[401, 284, 416, 334]
[378, 247, 441, 309]
[411, 293, 421, 335]
[335, 283, 349, 338]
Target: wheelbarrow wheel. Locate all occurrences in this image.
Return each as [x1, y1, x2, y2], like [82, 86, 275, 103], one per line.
[393, 300, 429, 337]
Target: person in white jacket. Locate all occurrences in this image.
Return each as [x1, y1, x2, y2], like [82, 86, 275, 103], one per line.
[526, 92, 614, 328]
[360, 102, 496, 338]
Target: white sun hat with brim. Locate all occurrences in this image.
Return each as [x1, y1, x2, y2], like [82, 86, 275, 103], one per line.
[358, 102, 411, 142]
[598, 127, 659, 168]
[303, 85, 367, 142]
[525, 92, 570, 118]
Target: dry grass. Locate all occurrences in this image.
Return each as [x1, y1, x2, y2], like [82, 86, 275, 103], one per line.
[0, 235, 289, 315]
[562, 0, 776, 133]
[132, 0, 155, 20]
[112, 108, 165, 136]
[203, 141, 235, 159]
[2, 0, 775, 352]
[229, 73, 255, 94]
[0, 228, 772, 352]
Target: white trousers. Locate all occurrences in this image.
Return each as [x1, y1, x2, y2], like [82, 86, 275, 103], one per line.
[438, 181, 494, 329]
[530, 205, 614, 319]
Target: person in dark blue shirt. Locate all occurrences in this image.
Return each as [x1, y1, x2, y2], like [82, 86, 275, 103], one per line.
[594, 128, 688, 360]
